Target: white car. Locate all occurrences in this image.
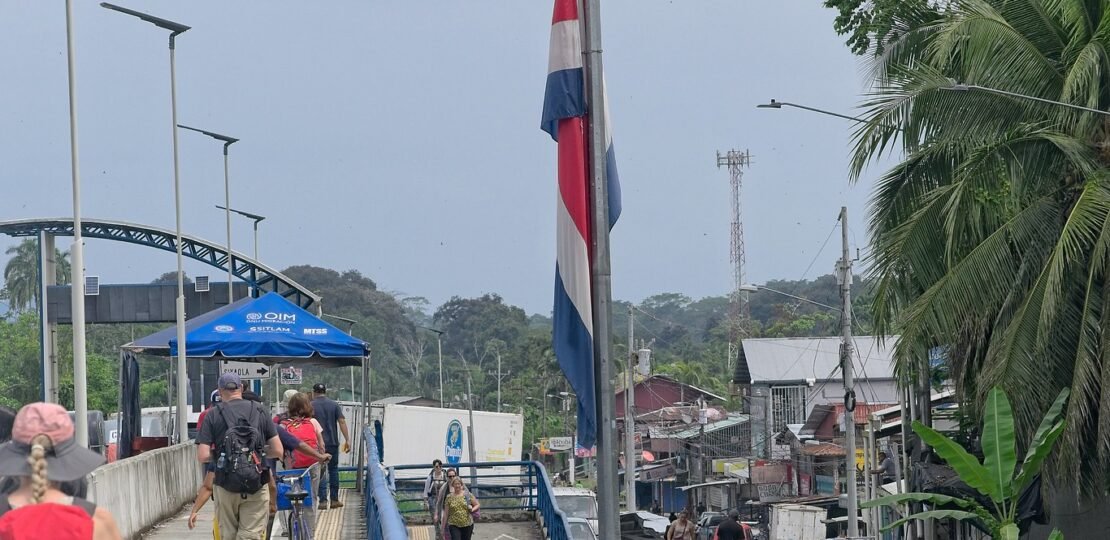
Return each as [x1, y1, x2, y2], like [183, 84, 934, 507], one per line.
[553, 487, 599, 537]
[566, 517, 597, 540]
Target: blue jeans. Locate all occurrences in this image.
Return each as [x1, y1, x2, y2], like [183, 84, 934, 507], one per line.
[318, 444, 341, 502]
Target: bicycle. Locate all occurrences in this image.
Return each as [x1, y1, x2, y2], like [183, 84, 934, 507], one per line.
[279, 463, 318, 540]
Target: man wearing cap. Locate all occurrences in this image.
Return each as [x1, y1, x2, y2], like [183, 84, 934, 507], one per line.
[311, 383, 349, 509]
[714, 509, 746, 540]
[197, 372, 282, 540]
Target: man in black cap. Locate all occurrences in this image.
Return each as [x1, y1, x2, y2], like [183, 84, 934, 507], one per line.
[196, 372, 282, 540]
[715, 509, 746, 540]
[312, 382, 350, 509]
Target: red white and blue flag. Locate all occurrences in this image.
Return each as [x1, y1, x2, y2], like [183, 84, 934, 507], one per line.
[541, 0, 621, 450]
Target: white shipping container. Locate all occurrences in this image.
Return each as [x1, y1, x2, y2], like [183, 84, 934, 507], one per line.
[380, 404, 524, 484]
[769, 504, 826, 540]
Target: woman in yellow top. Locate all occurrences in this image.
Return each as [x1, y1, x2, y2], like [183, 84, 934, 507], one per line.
[439, 477, 479, 540]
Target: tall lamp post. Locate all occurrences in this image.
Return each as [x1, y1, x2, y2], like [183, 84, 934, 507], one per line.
[179, 124, 238, 304]
[101, 2, 191, 443]
[418, 326, 445, 407]
[215, 205, 266, 260]
[64, 0, 89, 446]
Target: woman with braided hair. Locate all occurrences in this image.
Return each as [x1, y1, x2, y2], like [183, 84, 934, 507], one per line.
[0, 403, 120, 539]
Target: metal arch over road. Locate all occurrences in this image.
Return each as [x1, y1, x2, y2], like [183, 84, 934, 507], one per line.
[0, 218, 321, 311]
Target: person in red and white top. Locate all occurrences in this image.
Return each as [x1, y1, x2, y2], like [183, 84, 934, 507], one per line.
[278, 393, 324, 538]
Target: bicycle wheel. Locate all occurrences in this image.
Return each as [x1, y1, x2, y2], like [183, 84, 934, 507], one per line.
[296, 511, 311, 540]
[288, 511, 301, 540]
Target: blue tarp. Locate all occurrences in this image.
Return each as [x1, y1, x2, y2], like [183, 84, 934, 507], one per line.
[124, 292, 366, 366]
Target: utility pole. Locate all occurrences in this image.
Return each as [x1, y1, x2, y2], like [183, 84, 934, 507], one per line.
[466, 373, 478, 483]
[497, 349, 502, 413]
[838, 206, 859, 538]
[625, 305, 636, 511]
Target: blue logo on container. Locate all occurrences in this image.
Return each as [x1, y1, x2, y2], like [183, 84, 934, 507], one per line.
[445, 420, 464, 464]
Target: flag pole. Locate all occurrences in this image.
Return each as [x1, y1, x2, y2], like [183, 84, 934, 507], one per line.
[580, 0, 619, 537]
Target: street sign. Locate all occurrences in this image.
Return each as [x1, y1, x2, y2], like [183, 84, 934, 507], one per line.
[220, 360, 271, 380]
[280, 367, 302, 385]
[548, 436, 573, 451]
[641, 463, 675, 481]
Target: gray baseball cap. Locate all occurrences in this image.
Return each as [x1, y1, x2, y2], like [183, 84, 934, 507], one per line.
[217, 371, 242, 390]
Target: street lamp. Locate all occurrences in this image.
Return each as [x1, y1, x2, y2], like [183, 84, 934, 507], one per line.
[418, 326, 445, 408]
[757, 99, 872, 123]
[101, 2, 191, 444]
[758, 99, 904, 132]
[322, 313, 360, 405]
[740, 283, 841, 312]
[64, 0, 89, 446]
[214, 205, 266, 262]
[179, 125, 238, 305]
[942, 80, 1110, 117]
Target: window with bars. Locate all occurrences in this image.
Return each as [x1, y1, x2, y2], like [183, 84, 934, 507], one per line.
[769, 385, 807, 433]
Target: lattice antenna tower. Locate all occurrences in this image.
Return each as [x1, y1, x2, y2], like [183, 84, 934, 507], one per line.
[716, 149, 753, 338]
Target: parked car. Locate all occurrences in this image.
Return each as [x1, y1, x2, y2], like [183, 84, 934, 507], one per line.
[566, 517, 597, 540]
[696, 512, 725, 540]
[553, 487, 599, 537]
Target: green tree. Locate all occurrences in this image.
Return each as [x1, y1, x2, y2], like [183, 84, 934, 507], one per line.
[850, 0, 1110, 494]
[2, 239, 71, 312]
[864, 387, 1067, 540]
[433, 294, 527, 372]
[823, 0, 943, 56]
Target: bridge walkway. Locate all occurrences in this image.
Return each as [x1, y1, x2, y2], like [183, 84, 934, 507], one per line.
[143, 488, 365, 539]
[407, 521, 545, 540]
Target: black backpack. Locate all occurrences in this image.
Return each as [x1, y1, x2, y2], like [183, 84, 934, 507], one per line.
[213, 402, 266, 495]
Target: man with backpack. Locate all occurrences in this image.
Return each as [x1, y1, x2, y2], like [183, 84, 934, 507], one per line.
[197, 372, 283, 540]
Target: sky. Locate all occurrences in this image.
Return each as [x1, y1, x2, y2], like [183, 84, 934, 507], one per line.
[0, 1, 885, 316]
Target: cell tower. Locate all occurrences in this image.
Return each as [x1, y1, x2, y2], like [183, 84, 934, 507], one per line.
[717, 149, 753, 398]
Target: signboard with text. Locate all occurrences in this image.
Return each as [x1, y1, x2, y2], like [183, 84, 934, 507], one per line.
[220, 360, 271, 380]
[548, 436, 573, 451]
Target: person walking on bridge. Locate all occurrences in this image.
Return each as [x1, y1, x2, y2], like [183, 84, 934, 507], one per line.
[197, 372, 283, 540]
[311, 383, 349, 510]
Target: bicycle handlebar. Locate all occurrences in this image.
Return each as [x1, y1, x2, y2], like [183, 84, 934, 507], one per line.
[281, 463, 318, 484]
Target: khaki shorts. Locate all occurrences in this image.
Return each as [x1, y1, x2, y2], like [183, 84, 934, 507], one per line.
[213, 484, 270, 540]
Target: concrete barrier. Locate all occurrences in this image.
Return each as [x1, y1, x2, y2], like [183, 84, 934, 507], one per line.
[88, 442, 202, 539]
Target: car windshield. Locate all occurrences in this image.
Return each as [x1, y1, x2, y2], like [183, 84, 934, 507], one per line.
[556, 495, 598, 519]
[567, 521, 594, 540]
[708, 515, 724, 526]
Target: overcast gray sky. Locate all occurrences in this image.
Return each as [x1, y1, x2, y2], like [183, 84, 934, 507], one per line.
[0, 1, 882, 316]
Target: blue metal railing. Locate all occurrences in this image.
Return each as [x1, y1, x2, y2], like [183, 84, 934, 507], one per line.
[390, 460, 570, 540]
[364, 428, 407, 540]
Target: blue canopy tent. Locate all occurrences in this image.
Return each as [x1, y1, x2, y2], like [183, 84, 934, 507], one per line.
[124, 292, 367, 365]
[119, 292, 369, 456]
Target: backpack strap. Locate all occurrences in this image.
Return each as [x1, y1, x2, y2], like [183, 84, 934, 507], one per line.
[0, 496, 10, 518]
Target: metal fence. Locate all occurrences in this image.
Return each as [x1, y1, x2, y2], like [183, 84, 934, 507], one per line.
[364, 427, 408, 540]
[390, 460, 570, 540]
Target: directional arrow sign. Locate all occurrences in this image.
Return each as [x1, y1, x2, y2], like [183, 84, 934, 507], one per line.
[220, 360, 272, 381]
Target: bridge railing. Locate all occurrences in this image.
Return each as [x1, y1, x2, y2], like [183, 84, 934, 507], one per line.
[364, 428, 407, 540]
[390, 460, 570, 540]
[87, 442, 202, 539]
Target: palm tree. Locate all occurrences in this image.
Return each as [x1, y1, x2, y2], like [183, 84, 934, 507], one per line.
[851, 0, 1110, 494]
[2, 239, 71, 312]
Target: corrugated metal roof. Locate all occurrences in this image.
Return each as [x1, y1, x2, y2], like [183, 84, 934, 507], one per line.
[800, 442, 846, 457]
[649, 414, 749, 440]
[740, 336, 898, 383]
